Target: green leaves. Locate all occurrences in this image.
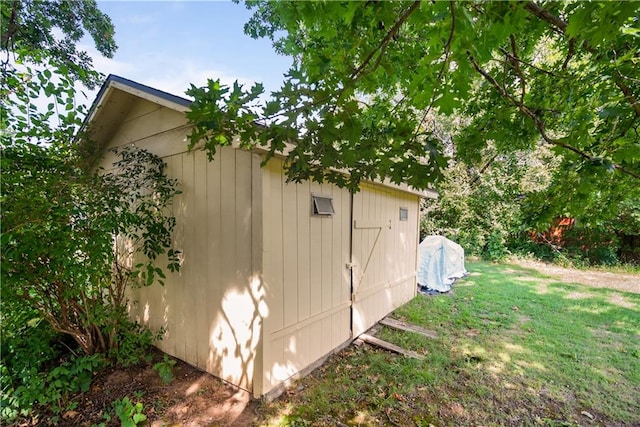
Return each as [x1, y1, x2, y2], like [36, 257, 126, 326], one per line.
[185, 78, 264, 158]
[188, 1, 639, 259]
[213, 1, 640, 193]
[114, 397, 147, 427]
[1, 143, 181, 357]
[0, 3, 180, 421]
[1, 0, 116, 89]
[188, 1, 638, 195]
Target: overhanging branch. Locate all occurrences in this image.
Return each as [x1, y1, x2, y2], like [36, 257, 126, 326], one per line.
[524, 1, 640, 118]
[524, 2, 567, 33]
[330, 1, 421, 112]
[467, 52, 640, 180]
[411, 0, 455, 143]
[349, 1, 421, 81]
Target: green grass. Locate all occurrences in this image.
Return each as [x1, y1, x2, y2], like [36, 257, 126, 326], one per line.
[256, 261, 640, 426]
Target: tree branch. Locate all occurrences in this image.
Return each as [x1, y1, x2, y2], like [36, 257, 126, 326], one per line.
[411, 0, 455, 143]
[470, 152, 500, 186]
[266, 2, 423, 121]
[467, 52, 640, 180]
[524, 2, 567, 33]
[524, 1, 640, 118]
[509, 34, 526, 102]
[328, 1, 421, 113]
[615, 79, 640, 118]
[493, 53, 557, 77]
[562, 37, 576, 70]
[0, 1, 20, 50]
[349, 1, 421, 81]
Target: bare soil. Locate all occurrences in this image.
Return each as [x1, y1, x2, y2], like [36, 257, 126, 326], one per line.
[512, 258, 639, 294]
[21, 348, 259, 427]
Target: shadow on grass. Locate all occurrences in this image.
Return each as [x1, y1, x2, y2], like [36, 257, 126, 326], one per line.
[412, 261, 640, 423]
[255, 261, 640, 426]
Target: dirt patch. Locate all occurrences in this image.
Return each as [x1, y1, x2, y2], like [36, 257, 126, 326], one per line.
[24, 348, 258, 427]
[607, 292, 637, 309]
[512, 259, 640, 294]
[564, 291, 594, 300]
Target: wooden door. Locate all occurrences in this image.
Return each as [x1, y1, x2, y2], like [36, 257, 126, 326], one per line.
[351, 185, 393, 336]
[350, 184, 419, 337]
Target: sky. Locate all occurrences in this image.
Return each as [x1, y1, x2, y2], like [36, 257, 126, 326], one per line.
[83, 1, 292, 104]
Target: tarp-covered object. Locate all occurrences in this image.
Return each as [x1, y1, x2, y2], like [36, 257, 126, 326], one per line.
[417, 236, 467, 293]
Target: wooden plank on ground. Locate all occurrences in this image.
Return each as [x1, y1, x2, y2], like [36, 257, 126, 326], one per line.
[358, 333, 426, 360]
[380, 317, 439, 339]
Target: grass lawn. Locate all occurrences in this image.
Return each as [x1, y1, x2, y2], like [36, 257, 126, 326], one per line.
[255, 260, 640, 426]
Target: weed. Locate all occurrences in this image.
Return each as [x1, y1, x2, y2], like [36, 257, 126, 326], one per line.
[113, 396, 147, 427]
[1, 353, 104, 423]
[153, 354, 176, 385]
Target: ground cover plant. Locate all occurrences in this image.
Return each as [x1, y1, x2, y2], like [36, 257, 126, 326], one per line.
[255, 260, 640, 426]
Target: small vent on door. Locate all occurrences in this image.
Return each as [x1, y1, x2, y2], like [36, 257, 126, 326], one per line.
[312, 195, 335, 216]
[399, 207, 409, 221]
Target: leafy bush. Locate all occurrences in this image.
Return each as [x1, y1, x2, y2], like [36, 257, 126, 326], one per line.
[1, 6, 173, 424]
[508, 233, 561, 263]
[0, 300, 62, 421]
[1, 102, 179, 423]
[485, 231, 509, 261]
[1, 143, 180, 356]
[0, 143, 178, 423]
[110, 321, 162, 368]
[1, 349, 104, 423]
[421, 147, 553, 260]
[562, 227, 620, 266]
[423, 143, 640, 267]
[0, 308, 158, 424]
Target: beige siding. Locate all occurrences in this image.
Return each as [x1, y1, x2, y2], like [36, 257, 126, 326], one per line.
[99, 101, 263, 392]
[98, 93, 421, 398]
[351, 183, 419, 336]
[260, 159, 351, 395]
[98, 98, 191, 167]
[128, 147, 262, 391]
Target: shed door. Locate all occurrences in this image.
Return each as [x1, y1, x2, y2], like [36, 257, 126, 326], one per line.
[351, 185, 393, 336]
[350, 185, 419, 337]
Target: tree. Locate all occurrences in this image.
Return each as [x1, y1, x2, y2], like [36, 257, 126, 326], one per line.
[1, 2, 180, 421]
[422, 144, 560, 260]
[187, 1, 639, 208]
[1, 0, 116, 88]
[1, 0, 182, 356]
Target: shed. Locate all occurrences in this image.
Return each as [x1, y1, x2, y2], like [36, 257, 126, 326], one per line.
[87, 75, 436, 398]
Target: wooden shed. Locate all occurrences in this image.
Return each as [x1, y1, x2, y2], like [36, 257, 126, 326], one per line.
[87, 75, 436, 398]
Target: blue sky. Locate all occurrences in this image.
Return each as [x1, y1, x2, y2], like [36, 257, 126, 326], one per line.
[86, 1, 292, 101]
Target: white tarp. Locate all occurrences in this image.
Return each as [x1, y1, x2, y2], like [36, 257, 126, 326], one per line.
[417, 235, 467, 293]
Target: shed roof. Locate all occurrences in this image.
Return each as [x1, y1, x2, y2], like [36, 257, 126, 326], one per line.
[85, 74, 437, 199]
[83, 75, 191, 149]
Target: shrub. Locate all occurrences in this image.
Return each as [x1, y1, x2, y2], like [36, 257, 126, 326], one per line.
[1, 144, 180, 356]
[1, 144, 180, 423]
[153, 354, 177, 385]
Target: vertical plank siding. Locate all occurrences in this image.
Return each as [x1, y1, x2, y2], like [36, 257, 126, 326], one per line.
[351, 183, 419, 337]
[261, 160, 352, 395]
[99, 96, 421, 398]
[101, 100, 261, 392]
